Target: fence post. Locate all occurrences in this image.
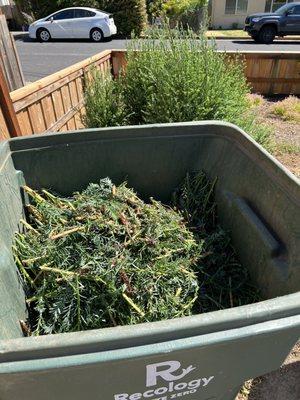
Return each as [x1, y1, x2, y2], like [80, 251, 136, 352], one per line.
[111, 51, 126, 78]
[0, 64, 21, 138]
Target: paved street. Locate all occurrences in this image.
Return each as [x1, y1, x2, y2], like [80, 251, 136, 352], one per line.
[15, 37, 300, 82]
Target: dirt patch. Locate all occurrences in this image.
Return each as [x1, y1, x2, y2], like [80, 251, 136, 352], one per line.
[236, 343, 300, 400]
[248, 96, 300, 177]
[275, 152, 300, 177]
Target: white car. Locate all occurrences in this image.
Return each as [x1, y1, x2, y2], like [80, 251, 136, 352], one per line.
[29, 7, 117, 42]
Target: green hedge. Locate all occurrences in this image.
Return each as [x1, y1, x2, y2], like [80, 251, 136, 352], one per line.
[16, 0, 147, 37]
[147, 0, 207, 17]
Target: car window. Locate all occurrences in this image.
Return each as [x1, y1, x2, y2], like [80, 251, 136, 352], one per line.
[289, 5, 300, 15]
[275, 4, 293, 15]
[74, 9, 96, 18]
[51, 10, 75, 21]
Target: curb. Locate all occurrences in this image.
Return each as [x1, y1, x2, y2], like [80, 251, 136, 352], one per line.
[12, 31, 29, 39]
[207, 35, 300, 41]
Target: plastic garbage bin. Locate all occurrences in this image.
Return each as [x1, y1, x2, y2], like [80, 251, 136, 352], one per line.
[0, 121, 299, 400]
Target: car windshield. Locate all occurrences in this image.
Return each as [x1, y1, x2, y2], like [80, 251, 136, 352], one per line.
[275, 4, 293, 15]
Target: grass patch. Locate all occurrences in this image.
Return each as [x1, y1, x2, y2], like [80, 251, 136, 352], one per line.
[247, 93, 265, 108]
[270, 96, 300, 123]
[236, 114, 273, 151]
[274, 141, 300, 156]
[206, 30, 248, 38]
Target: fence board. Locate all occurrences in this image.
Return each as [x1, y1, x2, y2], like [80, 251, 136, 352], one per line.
[17, 109, 33, 136]
[0, 15, 24, 91]
[0, 107, 9, 140]
[40, 95, 56, 130]
[69, 79, 79, 104]
[242, 52, 300, 95]
[28, 102, 46, 134]
[52, 89, 65, 122]
[1, 49, 299, 141]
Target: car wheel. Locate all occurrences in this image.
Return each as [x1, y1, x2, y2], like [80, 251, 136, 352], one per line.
[37, 28, 51, 43]
[258, 26, 276, 44]
[90, 28, 104, 43]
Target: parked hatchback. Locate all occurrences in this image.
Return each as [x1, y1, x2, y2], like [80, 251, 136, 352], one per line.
[29, 7, 117, 42]
[244, 2, 300, 43]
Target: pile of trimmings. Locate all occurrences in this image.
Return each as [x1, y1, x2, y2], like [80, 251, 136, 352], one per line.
[14, 173, 260, 336]
[14, 178, 201, 335]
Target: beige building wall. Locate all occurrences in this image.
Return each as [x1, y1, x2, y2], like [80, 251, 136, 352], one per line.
[210, 0, 268, 29]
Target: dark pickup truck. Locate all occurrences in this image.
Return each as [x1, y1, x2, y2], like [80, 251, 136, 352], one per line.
[245, 2, 300, 43]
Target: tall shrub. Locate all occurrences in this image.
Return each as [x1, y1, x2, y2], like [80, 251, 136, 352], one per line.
[123, 28, 249, 125]
[84, 27, 271, 147]
[102, 0, 147, 37]
[84, 71, 129, 128]
[153, 0, 209, 31]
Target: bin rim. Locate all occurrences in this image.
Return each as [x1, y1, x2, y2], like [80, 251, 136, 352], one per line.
[1, 292, 299, 362]
[1, 314, 300, 374]
[7, 120, 300, 194]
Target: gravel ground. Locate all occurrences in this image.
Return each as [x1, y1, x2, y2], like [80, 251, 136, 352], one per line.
[252, 96, 300, 177]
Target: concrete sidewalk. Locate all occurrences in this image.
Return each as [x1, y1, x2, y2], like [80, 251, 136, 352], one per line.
[11, 31, 28, 39]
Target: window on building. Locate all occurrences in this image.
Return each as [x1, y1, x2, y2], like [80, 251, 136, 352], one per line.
[265, 0, 294, 13]
[225, 0, 248, 14]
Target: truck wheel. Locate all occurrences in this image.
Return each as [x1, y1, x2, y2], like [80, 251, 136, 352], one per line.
[258, 26, 276, 44]
[251, 34, 260, 43]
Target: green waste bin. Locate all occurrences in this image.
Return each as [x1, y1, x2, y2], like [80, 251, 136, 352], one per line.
[0, 122, 299, 400]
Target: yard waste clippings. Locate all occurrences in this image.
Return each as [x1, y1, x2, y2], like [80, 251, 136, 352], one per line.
[173, 173, 260, 314]
[13, 173, 259, 336]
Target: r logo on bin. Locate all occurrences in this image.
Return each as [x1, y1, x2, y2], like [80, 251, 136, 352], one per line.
[146, 361, 196, 387]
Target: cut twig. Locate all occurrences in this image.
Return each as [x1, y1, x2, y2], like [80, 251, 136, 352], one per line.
[122, 293, 145, 317]
[23, 186, 45, 203]
[50, 226, 85, 240]
[20, 219, 39, 234]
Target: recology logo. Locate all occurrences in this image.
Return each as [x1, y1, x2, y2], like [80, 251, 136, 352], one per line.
[114, 360, 215, 400]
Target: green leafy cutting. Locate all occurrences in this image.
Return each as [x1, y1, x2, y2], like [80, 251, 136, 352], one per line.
[13, 173, 259, 336]
[14, 178, 201, 335]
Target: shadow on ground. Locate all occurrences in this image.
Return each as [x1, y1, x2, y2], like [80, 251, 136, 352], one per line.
[249, 361, 300, 400]
[232, 40, 300, 45]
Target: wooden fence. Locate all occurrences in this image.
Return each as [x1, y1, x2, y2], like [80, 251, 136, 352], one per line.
[0, 50, 113, 140]
[0, 13, 24, 91]
[0, 49, 299, 140]
[111, 50, 300, 95]
[243, 52, 300, 95]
